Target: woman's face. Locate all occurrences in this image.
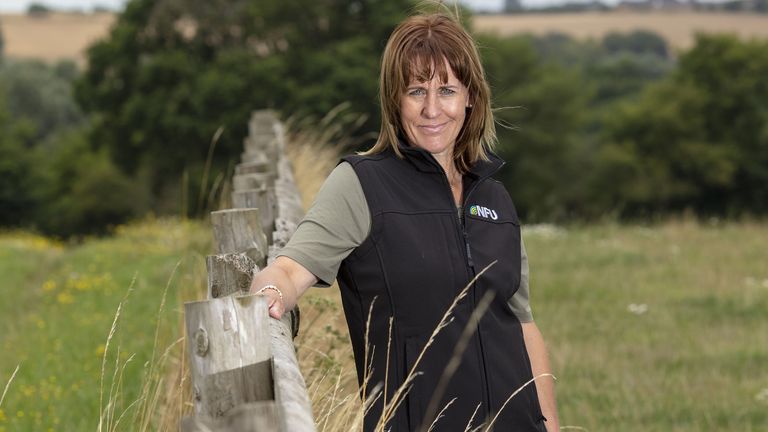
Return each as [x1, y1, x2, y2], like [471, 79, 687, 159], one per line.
[399, 61, 470, 160]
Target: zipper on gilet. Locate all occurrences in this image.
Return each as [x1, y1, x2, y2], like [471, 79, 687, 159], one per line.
[442, 172, 492, 427]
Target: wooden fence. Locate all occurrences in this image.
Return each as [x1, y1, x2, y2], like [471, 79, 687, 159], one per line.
[181, 110, 315, 431]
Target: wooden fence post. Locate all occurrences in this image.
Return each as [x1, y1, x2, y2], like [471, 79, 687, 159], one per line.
[185, 295, 274, 418]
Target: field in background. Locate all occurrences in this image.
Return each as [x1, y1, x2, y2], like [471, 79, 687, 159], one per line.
[0, 13, 115, 64]
[474, 12, 768, 50]
[0, 220, 209, 431]
[4, 12, 768, 64]
[0, 214, 766, 429]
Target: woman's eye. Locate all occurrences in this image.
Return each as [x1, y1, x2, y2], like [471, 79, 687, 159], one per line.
[439, 87, 456, 96]
[408, 88, 425, 96]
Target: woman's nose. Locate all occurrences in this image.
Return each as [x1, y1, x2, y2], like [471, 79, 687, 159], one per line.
[421, 92, 440, 119]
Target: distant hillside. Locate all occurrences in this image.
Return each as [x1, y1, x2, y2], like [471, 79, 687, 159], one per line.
[473, 11, 768, 50]
[0, 12, 115, 65]
[3, 11, 768, 64]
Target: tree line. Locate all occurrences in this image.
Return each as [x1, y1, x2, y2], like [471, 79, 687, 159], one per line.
[1, 0, 767, 237]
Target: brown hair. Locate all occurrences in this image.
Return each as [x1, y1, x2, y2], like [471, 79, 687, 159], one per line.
[364, 12, 497, 173]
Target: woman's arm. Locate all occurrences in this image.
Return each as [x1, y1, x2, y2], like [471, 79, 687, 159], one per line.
[521, 321, 560, 432]
[249, 256, 318, 319]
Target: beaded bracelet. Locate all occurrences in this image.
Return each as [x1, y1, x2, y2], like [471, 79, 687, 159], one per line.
[255, 284, 283, 302]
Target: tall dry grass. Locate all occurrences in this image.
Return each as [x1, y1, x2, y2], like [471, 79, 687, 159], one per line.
[286, 106, 367, 430]
[97, 257, 204, 432]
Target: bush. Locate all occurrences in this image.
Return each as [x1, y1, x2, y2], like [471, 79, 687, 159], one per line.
[598, 34, 768, 217]
[27, 3, 52, 16]
[0, 59, 85, 142]
[34, 129, 151, 237]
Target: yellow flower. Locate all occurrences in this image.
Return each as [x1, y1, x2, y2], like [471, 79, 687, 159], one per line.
[21, 385, 35, 397]
[95, 344, 106, 357]
[42, 280, 57, 292]
[0, 408, 5, 421]
[56, 292, 74, 304]
[15, 411, 24, 418]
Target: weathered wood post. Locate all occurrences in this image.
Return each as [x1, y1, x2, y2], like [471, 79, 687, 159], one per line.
[183, 295, 275, 420]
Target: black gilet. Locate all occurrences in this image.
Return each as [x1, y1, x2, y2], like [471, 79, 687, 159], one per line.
[338, 145, 546, 432]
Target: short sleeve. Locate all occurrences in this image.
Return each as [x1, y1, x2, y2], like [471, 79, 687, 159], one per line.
[277, 162, 371, 286]
[507, 238, 534, 322]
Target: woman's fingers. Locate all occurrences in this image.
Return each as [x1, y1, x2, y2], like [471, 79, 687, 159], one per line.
[268, 297, 284, 319]
[257, 290, 284, 319]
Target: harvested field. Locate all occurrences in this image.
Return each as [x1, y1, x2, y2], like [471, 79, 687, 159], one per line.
[473, 12, 768, 51]
[2, 11, 768, 63]
[0, 13, 115, 64]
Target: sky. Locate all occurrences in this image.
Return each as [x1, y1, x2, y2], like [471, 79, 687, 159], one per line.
[0, 0, 125, 13]
[0, 0, 553, 14]
[0, 0, 730, 13]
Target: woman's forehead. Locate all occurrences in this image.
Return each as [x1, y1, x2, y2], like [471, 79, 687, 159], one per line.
[405, 56, 454, 84]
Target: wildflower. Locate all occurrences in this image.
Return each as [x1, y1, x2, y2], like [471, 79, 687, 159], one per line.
[627, 303, 648, 315]
[756, 388, 768, 403]
[95, 344, 106, 357]
[42, 280, 57, 292]
[0, 409, 5, 422]
[21, 385, 35, 397]
[56, 292, 74, 304]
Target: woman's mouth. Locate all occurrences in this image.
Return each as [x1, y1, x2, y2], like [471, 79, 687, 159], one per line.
[419, 122, 447, 134]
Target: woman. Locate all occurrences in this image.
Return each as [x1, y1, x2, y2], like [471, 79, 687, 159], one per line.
[250, 12, 559, 432]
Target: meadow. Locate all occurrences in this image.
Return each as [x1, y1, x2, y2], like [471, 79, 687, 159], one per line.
[1, 134, 766, 430]
[0, 220, 210, 431]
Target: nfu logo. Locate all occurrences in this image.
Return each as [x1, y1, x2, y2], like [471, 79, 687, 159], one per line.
[469, 205, 499, 220]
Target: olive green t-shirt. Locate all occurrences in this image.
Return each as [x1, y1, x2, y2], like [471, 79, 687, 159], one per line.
[278, 162, 534, 323]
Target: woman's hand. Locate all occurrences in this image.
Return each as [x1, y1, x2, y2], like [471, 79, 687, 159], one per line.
[249, 256, 318, 319]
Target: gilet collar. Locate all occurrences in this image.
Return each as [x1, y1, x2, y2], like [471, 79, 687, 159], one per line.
[395, 138, 505, 180]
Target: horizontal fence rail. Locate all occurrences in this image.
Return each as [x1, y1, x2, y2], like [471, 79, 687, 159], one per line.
[181, 110, 315, 432]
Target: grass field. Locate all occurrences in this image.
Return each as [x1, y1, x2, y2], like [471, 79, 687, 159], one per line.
[2, 217, 765, 431]
[3, 11, 768, 64]
[0, 220, 210, 431]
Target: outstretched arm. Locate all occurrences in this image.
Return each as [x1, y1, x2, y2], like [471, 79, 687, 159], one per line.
[522, 321, 560, 431]
[249, 256, 318, 319]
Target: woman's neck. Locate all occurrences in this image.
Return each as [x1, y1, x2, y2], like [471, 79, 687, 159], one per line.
[434, 154, 463, 205]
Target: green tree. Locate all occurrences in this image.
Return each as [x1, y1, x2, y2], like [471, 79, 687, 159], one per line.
[480, 35, 590, 221]
[33, 128, 151, 237]
[602, 30, 669, 58]
[0, 60, 85, 142]
[27, 3, 52, 15]
[0, 91, 40, 226]
[598, 34, 768, 216]
[75, 0, 413, 212]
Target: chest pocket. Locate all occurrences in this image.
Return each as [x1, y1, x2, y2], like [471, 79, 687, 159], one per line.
[464, 212, 521, 301]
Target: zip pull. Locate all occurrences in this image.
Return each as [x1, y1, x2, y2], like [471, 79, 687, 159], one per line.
[463, 231, 475, 269]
